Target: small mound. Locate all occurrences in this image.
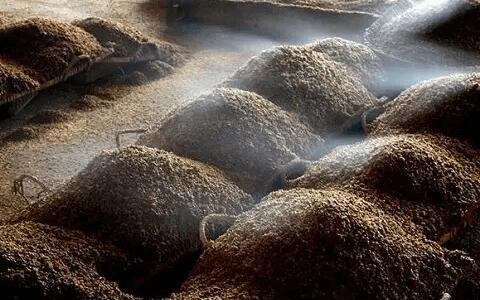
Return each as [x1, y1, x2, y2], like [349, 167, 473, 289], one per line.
[0, 221, 135, 300]
[170, 188, 468, 300]
[137, 88, 324, 195]
[289, 134, 480, 243]
[223, 38, 381, 134]
[18, 146, 254, 295]
[370, 72, 480, 146]
[26, 109, 72, 125]
[72, 17, 187, 67]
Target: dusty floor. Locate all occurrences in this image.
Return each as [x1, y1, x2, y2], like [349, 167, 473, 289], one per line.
[0, 0, 280, 221]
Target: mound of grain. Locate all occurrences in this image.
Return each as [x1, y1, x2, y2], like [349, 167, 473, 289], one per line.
[370, 73, 480, 147]
[0, 12, 21, 27]
[365, 0, 480, 65]
[0, 17, 102, 83]
[137, 88, 324, 195]
[223, 38, 381, 134]
[288, 134, 480, 244]
[19, 145, 253, 293]
[72, 17, 187, 67]
[0, 221, 136, 300]
[170, 188, 470, 300]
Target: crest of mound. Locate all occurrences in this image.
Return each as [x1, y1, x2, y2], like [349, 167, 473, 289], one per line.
[0, 221, 135, 299]
[288, 134, 480, 245]
[136, 88, 324, 195]
[170, 188, 468, 300]
[17, 146, 253, 293]
[370, 72, 480, 147]
[222, 38, 381, 134]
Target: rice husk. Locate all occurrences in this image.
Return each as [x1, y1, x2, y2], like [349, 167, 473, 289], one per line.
[370, 73, 480, 147]
[223, 38, 381, 134]
[0, 221, 136, 299]
[364, 0, 480, 65]
[0, 17, 102, 84]
[17, 146, 254, 290]
[136, 88, 324, 195]
[170, 188, 471, 299]
[288, 134, 480, 243]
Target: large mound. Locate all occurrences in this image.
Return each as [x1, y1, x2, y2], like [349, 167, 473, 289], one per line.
[0, 221, 135, 300]
[365, 0, 480, 65]
[137, 88, 324, 195]
[288, 134, 480, 244]
[18, 146, 254, 294]
[223, 38, 381, 134]
[370, 73, 480, 147]
[0, 17, 102, 83]
[170, 188, 470, 300]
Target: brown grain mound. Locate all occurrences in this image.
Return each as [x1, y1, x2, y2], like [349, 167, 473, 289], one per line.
[289, 134, 480, 244]
[71, 17, 187, 67]
[18, 146, 253, 293]
[136, 88, 324, 195]
[170, 188, 470, 300]
[365, 0, 480, 65]
[0, 221, 136, 300]
[370, 73, 480, 147]
[223, 38, 381, 134]
[0, 17, 102, 83]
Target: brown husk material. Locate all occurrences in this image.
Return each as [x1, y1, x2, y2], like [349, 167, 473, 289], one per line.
[136, 88, 324, 194]
[17, 146, 254, 288]
[370, 73, 480, 147]
[288, 134, 480, 244]
[170, 188, 473, 300]
[0, 221, 136, 300]
[223, 38, 381, 134]
[0, 17, 102, 84]
[71, 17, 188, 67]
[234, 0, 402, 12]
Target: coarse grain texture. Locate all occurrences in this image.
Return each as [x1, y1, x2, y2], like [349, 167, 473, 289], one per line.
[16, 146, 254, 294]
[288, 134, 480, 244]
[364, 0, 480, 65]
[137, 88, 324, 195]
[223, 39, 381, 134]
[0, 17, 103, 84]
[370, 73, 480, 147]
[170, 188, 469, 300]
[0, 221, 137, 300]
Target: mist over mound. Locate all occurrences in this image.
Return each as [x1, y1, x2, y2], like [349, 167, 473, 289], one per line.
[137, 88, 324, 195]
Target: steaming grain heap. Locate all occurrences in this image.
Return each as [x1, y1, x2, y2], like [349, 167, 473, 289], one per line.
[288, 134, 480, 244]
[370, 73, 480, 147]
[137, 88, 324, 195]
[19, 146, 254, 292]
[365, 0, 480, 65]
[0, 221, 136, 300]
[223, 38, 381, 134]
[170, 188, 470, 300]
